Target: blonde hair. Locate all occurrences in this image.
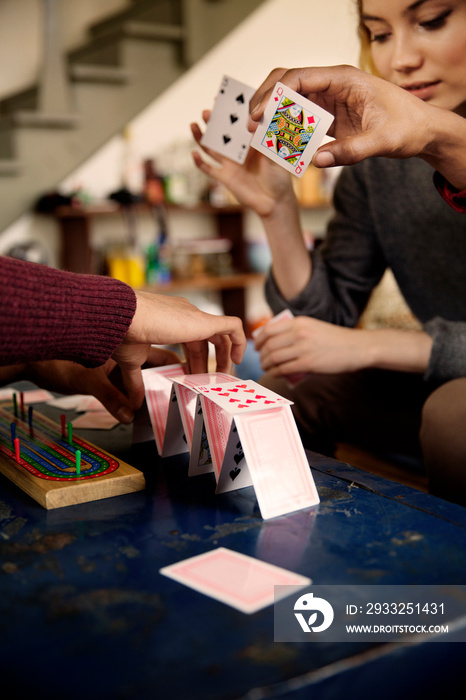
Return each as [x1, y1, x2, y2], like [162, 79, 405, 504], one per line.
[355, 0, 381, 76]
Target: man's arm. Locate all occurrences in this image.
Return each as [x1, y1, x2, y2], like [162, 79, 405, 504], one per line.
[249, 65, 466, 192]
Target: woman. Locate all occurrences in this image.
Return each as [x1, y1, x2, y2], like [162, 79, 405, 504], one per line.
[192, 0, 466, 504]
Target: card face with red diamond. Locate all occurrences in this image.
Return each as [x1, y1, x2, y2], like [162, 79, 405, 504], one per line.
[250, 81, 334, 177]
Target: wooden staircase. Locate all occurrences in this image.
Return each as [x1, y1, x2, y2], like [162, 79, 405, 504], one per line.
[0, 0, 264, 234]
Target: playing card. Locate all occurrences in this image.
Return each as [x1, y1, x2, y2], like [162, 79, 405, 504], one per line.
[215, 427, 254, 494]
[173, 372, 236, 390]
[173, 383, 198, 450]
[142, 364, 187, 455]
[162, 385, 188, 457]
[200, 75, 255, 164]
[21, 389, 54, 404]
[189, 398, 214, 475]
[197, 379, 292, 415]
[160, 547, 311, 614]
[47, 394, 88, 410]
[234, 408, 320, 519]
[49, 394, 103, 412]
[200, 393, 235, 479]
[251, 82, 334, 177]
[0, 388, 15, 401]
[74, 395, 106, 412]
[72, 411, 119, 430]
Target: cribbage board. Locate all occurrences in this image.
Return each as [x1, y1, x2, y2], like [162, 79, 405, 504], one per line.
[0, 400, 145, 509]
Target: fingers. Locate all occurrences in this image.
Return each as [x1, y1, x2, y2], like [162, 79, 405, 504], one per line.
[182, 336, 233, 374]
[118, 364, 146, 414]
[81, 367, 136, 424]
[124, 291, 246, 367]
[191, 150, 222, 180]
[190, 121, 203, 144]
[253, 319, 292, 351]
[249, 67, 289, 125]
[191, 126, 224, 165]
[183, 340, 209, 374]
[210, 334, 233, 374]
[313, 130, 387, 168]
[260, 343, 298, 373]
[225, 320, 247, 365]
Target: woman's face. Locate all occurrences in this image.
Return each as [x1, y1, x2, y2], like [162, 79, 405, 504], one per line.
[361, 0, 466, 115]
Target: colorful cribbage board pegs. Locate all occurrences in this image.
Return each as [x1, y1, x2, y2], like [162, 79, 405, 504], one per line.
[0, 400, 145, 509]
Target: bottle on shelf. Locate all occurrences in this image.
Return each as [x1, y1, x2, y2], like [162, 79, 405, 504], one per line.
[143, 158, 165, 206]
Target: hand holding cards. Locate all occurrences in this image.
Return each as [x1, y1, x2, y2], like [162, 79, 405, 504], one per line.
[250, 82, 334, 178]
[200, 75, 333, 178]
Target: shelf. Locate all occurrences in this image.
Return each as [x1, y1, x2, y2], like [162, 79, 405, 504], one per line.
[50, 202, 269, 328]
[138, 272, 265, 294]
[53, 200, 330, 219]
[53, 202, 244, 218]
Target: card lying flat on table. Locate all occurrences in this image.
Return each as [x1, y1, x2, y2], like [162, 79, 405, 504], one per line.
[201, 74, 256, 164]
[251, 82, 334, 177]
[160, 547, 311, 614]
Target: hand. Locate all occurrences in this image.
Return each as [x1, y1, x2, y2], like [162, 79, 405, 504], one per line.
[25, 346, 181, 424]
[255, 315, 433, 377]
[112, 291, 246, 412]
[254, 315, 370, 376]
[191, 111, 294, 217]
[249, 65, 448, 169]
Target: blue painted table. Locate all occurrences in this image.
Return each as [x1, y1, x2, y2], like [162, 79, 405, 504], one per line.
[0, 399, 465, 700]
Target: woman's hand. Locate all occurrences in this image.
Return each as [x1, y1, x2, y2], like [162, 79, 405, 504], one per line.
[254, 315, 433, 377]
[254, 316, 369, 376]
[191, 111, 294, 217]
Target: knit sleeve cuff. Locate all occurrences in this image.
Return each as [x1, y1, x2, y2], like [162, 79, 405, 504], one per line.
[0, 258, 137, 367]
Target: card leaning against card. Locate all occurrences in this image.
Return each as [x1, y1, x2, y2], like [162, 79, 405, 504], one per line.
[250, 82, 334, 177]
[200, 74, 256, 164]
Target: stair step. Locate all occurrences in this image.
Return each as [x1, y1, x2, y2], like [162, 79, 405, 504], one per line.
[70, 64, 132, 84]
[118, 20, 186, 42]
[12, 112, 79, 129]
[0, 159, 21, 176]
[89, 0, 182, 37]
[68, 21, 186, 67]
[0, 87, 38, 117]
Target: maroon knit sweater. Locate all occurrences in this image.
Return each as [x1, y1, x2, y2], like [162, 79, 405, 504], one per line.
[0, 257, 137, 368]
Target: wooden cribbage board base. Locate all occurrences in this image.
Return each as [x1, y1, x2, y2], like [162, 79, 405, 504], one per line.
[0, 401, 145, 509]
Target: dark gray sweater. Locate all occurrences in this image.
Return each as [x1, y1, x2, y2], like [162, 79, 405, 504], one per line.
[265, 157, 466, 384]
